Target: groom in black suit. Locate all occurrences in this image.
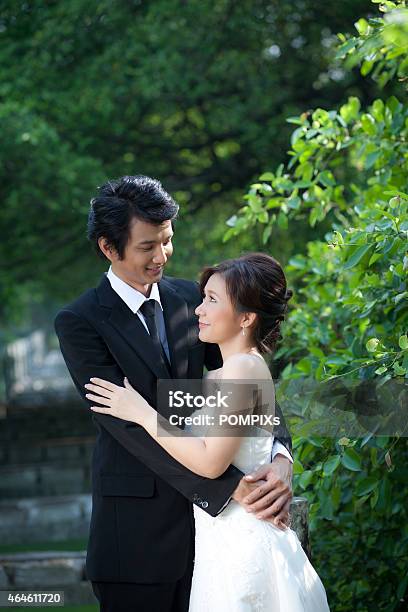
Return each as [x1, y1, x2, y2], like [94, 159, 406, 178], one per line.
[55, 176, 293, 612]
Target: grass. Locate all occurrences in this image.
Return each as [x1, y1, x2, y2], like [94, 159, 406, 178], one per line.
[10, 607, 98, 611]
[0, 539, 87, 555]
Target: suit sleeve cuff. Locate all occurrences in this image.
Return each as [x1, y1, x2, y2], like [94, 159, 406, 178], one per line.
[215, 497, 232, 514]
[272, 440, 293, 463]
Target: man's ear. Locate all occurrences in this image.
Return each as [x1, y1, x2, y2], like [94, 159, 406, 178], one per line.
[98, 237, 116, 262]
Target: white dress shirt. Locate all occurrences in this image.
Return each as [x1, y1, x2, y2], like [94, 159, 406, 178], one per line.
[107, 266, 171, 362]
[106, 266, 293, 465]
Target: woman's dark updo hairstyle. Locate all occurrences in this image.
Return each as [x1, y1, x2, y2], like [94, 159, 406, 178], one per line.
[199, 252, 293, 354]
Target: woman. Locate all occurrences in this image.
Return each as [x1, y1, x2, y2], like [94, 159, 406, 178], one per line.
[85, 252, 330, 611]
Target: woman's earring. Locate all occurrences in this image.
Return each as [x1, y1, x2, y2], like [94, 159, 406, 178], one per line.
[242, 327, 246, 336]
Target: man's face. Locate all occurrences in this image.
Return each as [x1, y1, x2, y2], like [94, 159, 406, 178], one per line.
[102, 218, 174, 294]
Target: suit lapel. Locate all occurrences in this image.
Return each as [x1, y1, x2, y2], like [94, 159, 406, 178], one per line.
[96, 275, 171, 381]
[96, 274, 189, 381]
[158, 278, 189, 380]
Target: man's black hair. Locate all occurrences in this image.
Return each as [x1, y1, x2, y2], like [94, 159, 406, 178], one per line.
[87, 175, 179, 260]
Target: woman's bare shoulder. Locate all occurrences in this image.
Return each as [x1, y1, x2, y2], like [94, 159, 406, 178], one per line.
[222, 352, 270, 379]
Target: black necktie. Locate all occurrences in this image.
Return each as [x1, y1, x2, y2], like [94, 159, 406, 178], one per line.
[139, 299, 172, 377]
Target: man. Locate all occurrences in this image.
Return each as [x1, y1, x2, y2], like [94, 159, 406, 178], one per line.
[55, 175, 293, 612]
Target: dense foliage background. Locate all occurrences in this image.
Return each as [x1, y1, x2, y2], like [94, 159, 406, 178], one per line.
[227, 2, 408, 609]
[1, 0, 376, 327]
[1, 1, 406, 610]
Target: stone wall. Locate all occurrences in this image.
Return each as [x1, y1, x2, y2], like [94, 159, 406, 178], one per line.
[0, 495, 91, 546]
[0, 497, 310, 605]
[4, 330, 79, 408]
[0, 552, 97, 606]
[0, 403, 95, 499]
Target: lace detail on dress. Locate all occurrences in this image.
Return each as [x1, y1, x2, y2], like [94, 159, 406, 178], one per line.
[189, 427, 330, 611]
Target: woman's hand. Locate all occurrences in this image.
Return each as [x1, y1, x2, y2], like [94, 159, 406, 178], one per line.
[84, 377, 153, 426]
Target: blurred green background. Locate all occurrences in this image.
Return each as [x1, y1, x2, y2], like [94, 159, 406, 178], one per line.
[1, 2, 407, 611]
[0, 0, 379, 331]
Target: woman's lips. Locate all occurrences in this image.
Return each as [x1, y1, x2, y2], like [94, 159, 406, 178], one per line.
[198, 322, 210, 329]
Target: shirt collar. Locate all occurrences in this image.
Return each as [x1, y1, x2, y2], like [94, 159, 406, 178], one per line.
[106, 266, 163, 314]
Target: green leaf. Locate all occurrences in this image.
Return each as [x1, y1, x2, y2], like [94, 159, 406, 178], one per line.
[323, 455, 341, 476]
[298, 470, 314, 489]
[371, 99, 384, 122]
[361, 113, 377, 136]
[257, 210, 269, 224]
[317, 171, 336, 187]
[336, 38, 357, 59]
[356, 476, 378, 497]
[277, 211, 288, 230]
[386, 95, 401, 115]
[295, 357, 313, 374]
[331, 485, 341, 509]
[320, 494, 334, 520]
[360, 432, 374, 448]
[354, 18, 369, 35]
[392, 363, 405, 376]
[310, 346, 325, 358]
[293, 459, 303, 475]
[395, 292, 408, 305]
[354, 493, 370, 511]
[262, 225, 272, 244]
[296, 161, 314, 181]
[341, 447, 362, 471]
[389, 196, 400, 208]
[343, 243, 374, 270]
[366, 338, 380, 352]
[399, 335, 408, 350]
[226, 215, 237, 227]
[340, 96, 361, 122]
[384, 189, 408, 199]
[222, 228, 235, 243]
[361, 59, 373, 76]
[292, 180, 313, 189]
[307, 437, 324, 448]
[375, 365, 387, 375]
[368, 252, 382, 266]
[370, 487, 379, 509]
[396, 573, 408, 600]
[291, 127, 305, 146]
[364, 150, 381, 169]
[266, 198, 282, 209]
[377, 477, 391, 512]
[286, 117, 304, 126]
[287, 196, 301, 210]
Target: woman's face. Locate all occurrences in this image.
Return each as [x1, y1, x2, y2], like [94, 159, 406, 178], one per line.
[195, 273, 243, 344]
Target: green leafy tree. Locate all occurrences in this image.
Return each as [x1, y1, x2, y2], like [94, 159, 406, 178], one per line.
[0, 0, 373, 322]
[226, 2, 408, 610]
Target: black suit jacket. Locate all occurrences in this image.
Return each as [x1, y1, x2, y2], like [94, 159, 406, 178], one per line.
[54, 273, 292, 583]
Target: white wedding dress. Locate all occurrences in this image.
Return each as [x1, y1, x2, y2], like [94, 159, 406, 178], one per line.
[188, 426, 330, 611]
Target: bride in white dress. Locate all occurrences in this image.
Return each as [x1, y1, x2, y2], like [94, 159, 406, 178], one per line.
[86, 252, 330, 611]
[188, 365, 328, 611]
